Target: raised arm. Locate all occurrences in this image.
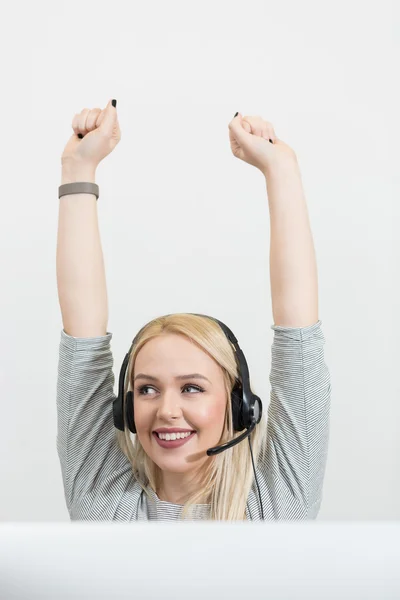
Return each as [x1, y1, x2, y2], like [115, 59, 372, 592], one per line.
[56, 100, 120, 337]
[55, 101, 134, 519]
[228, 114, 330, 518]
[228, 112, 318, 329]
[57, 162, 107, 337]
[265, 160, 318, 328]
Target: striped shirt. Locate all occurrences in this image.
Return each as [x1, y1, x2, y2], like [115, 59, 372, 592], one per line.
[56, 319, 331, 521]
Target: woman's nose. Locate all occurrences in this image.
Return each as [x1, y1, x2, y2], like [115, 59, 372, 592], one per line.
[156, 391, 183, 420]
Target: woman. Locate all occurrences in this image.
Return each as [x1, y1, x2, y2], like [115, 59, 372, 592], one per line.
[56, 99, 331, 521]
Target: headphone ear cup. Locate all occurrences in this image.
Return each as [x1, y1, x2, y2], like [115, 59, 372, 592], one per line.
[253, 395, 262, 424]
[125, 391, 136, 433]
[112, 395, 124, 431]
[231, 382, 244, 432]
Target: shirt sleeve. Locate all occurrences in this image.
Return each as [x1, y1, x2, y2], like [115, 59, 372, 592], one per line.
[257, 320, 331, 519]
[56, 329, 133, 517]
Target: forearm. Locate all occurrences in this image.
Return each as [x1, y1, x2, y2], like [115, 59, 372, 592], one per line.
[56, 162, 108, 337]
[264, 161, 318, 327]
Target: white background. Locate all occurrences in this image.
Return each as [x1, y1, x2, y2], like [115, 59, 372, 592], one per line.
[0, 0, 398, 520]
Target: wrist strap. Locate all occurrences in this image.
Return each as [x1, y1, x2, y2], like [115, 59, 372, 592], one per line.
[58, 182, 99, 200]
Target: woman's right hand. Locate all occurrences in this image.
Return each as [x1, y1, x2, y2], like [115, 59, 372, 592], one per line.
[61, 99, 121, 169]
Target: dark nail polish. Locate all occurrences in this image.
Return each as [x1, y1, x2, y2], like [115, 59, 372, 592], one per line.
[234, 112, 238, 118]
[112, 99, 117, 107]
[78, 133, 83, 139]
[269, 139, 273, 144]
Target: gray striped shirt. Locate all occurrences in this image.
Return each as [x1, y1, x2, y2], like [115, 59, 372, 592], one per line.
[56, 319, 331, 520]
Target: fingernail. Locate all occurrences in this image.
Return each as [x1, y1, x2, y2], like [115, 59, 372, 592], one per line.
[269, 139, 273, 144]
[234, 112, 238, 118]
[112, 99, 117, 107]
[78, 133, 83, 139]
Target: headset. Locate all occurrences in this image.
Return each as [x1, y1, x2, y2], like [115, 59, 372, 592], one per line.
[112, 313, 264, 519]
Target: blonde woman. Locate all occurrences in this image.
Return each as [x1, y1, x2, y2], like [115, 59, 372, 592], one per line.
[56, 99, 331, 521]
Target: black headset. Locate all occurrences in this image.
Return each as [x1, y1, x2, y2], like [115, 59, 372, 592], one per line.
[112, 313, 264, 518]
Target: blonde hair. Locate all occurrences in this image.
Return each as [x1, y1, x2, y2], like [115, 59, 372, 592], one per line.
[115, 313, 267, 520]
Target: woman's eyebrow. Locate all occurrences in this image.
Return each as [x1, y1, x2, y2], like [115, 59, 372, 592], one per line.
[134, 373, 211, 383]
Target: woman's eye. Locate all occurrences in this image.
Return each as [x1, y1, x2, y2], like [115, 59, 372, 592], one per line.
[183, 384, 204, 393]
[137, 384, 204, 395]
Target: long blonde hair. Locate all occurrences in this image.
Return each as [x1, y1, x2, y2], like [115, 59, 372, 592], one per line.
[115, 313, 267, 520]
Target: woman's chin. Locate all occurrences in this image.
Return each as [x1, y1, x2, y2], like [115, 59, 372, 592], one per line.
[150, 447, 208, 473]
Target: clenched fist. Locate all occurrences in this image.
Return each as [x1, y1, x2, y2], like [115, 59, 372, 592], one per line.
[228, 113, 297, 175]
[61, 99, 121, 168]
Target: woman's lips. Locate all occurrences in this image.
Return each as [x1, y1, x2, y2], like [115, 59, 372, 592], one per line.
[153, 432, 196, 449]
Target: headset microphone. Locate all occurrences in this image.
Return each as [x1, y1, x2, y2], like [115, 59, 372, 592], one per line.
[206, 418, 256, 456]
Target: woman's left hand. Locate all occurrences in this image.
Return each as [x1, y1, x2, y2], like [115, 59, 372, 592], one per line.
[228, 113, 298, 176]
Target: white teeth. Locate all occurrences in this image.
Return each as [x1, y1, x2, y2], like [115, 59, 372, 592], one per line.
[157, 431, 192, 441]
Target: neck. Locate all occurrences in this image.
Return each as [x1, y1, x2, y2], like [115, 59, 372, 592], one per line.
[157, 469, 208, 505]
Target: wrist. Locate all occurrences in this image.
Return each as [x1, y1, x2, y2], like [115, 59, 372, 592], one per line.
[61, 160, 97, 185]
[262, 155, 300, 180]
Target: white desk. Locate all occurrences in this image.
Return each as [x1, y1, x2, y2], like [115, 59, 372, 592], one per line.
[0, 522, 399, 599]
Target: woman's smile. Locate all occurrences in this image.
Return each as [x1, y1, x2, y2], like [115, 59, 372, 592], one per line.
[153, 430, 197, 449]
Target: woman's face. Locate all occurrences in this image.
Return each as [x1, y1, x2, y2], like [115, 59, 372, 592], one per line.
[132, 333, 228, 474]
